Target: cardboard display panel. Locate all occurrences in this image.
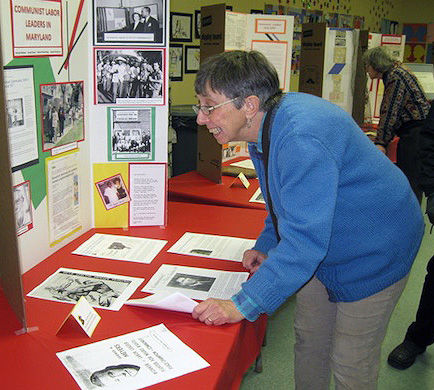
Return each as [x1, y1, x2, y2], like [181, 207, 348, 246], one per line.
[299, 23, 327, 97]
[0, 41, 26, 330]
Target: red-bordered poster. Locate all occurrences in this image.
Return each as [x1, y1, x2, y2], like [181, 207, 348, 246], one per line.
[10, 0, 63, 58]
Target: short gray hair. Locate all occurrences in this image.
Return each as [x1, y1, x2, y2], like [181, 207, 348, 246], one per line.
[195, 50, 281, 111]
[362, 46, 396, 74]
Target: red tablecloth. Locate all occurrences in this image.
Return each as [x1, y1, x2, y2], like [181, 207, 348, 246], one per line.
[0, 202, 267, 389]
[168, 171, 264, 210]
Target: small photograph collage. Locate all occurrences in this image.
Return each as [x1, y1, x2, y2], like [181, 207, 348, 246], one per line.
[93, 0, 167, 213]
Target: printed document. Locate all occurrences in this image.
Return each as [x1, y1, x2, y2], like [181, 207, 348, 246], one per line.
[142, 264, 249, 300]
[27, 268, 144, 311]
[72, 233, 167, 264]
[57, 323, 209, 389]
[168, 232, 255, 262]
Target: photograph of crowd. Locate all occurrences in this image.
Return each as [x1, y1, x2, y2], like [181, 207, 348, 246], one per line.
[109, 107, 154, 161]
[93, 0, 166, 45]
[40, 81, 84, 151]
[96, 174, 130, 210]
[95, 48, 164, 104]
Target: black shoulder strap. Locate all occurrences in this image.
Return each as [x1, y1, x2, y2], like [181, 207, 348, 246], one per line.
[261, 103, 281, 242]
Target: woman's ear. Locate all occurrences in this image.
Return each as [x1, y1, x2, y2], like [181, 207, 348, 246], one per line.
[243, 95, 260, 118]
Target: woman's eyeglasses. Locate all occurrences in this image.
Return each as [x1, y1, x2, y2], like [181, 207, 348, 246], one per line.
[192, 97, 238, 115]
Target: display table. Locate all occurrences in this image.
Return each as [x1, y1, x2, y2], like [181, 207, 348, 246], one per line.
[168, 171, 265, 210]
[0, 202, 267, 389]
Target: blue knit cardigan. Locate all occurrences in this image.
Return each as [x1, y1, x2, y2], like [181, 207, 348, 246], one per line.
[232, 93, 424, 321]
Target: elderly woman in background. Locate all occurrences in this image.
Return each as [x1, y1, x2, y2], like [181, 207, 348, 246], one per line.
[363, 46, 430, 202]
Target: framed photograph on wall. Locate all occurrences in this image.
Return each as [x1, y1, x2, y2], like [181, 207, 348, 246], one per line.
[194, 10, 201, 39]
[170, 12, 192, 42]
[169, 44, 183, 81]
[93, 0, 167, 46]
[185, 45, 200, 74]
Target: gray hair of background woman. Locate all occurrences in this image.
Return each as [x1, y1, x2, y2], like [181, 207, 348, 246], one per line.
[362, 46, 397, 74]
[195, 50, 281, 112]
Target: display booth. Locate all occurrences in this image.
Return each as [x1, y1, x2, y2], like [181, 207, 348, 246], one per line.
[197, 4, 294, 183]
[1, 0, 169, 329]
[299, 23, 366, 119]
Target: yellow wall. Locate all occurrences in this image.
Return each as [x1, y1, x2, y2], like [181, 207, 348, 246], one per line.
[169, 0, 434, 106]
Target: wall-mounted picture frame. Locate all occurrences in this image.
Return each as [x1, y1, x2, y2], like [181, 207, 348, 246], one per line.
[194, 10, 201, 40]
[170, 12, 192, 42]
[169, 44, 183, 81]
[185, 45, 200, 74]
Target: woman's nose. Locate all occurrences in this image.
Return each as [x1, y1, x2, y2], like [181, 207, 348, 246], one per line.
[196, 110, 208, 125]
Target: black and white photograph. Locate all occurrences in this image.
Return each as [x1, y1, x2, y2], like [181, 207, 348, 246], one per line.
[93, 0, 166, 46]
[13, 180, 33, 236]
[27, 268, 144, 311]
[94, 48, 164, 105]
[170, 12, 192, 42]
[7, 98, 24, 128]
[95, 174, 130, 210]
[167, 273, 216, 292]
[40, 81, 85, 152]
[108, 107, 154, 161]
[169, 43, 183, 81]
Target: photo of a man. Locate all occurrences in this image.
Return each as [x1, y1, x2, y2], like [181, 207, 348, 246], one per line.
[90, 364, 140, 387]
[93, 0, 165, 45]
[168, 273, 216, 292]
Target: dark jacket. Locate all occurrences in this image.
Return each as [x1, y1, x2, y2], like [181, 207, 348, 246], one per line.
[419, 102, 434, 197]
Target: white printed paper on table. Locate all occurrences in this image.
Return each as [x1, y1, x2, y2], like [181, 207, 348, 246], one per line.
[72, 233, 167, 264]
[57, 323, 209, 390]
[126, 292, 198, 313]
[168, 232, 256, 262]
[27, 268, 144, 311]
[142, 264, 249, 301]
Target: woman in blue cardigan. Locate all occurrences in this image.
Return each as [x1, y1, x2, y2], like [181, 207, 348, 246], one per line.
[191, 50, 424, 389]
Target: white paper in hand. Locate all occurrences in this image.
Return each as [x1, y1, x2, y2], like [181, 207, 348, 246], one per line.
[126, 292, 198, 313]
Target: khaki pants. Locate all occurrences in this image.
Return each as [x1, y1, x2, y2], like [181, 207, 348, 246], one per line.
[294, 275, 408, 390]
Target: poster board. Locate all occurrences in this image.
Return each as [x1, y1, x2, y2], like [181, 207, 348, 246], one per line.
[0, 0, 169, 329]
[299, 23, 327, 98]
[0, 41, 27, 330]
[198, 5, 294, 183]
